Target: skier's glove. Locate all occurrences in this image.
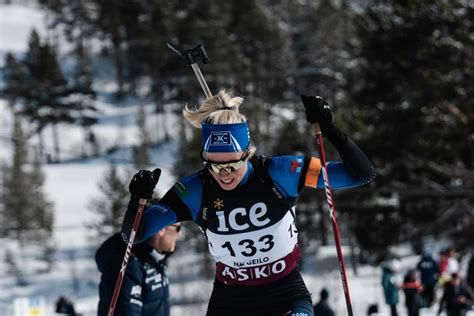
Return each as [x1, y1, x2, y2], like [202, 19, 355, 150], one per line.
[129, 168, 161, 199]
[301, 95, 333, 129]
[301, 94, 348, 148]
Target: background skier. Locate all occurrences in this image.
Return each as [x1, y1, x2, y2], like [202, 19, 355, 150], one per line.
[96, 221, 181, 315]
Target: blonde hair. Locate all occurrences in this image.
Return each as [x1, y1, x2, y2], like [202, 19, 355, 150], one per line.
[184, 90, 256, 156]
[183, 90, 247, 128]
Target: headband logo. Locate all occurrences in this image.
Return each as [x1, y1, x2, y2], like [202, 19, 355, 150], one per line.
[210, 132, 231, 146]
[202, 122, 249, 152]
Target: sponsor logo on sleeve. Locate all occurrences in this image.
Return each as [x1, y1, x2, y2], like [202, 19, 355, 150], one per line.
[290, 159, 303, 173]
[172, 181, 188, 197]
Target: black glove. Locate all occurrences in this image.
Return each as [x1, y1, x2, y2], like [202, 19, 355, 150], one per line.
[301, 94, 345, 145]
[300, 94, 333, 129]
[129, 168, 161, 199]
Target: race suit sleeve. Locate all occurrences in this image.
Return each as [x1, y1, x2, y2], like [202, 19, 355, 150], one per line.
[267, 135, 375, 197]
[122, 173, 203, 243]
[314, 124, 376, 187]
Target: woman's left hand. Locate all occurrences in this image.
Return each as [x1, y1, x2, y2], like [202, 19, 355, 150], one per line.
[300, 94, 333, 128]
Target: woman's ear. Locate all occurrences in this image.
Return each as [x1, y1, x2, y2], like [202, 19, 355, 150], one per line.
[200, 150, 208, 161]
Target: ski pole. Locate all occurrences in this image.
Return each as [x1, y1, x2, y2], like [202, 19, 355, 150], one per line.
[313, 123, 354, 316]
[107, 198, 147, 316]
[167, 42, 213, 98]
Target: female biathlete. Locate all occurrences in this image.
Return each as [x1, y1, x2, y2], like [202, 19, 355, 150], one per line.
[122, 91, 375, 316]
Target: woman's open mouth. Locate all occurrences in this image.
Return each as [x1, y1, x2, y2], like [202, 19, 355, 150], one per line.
[219, 178, 234, 185]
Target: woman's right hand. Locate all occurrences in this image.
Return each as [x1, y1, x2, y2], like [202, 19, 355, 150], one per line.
[129, 169, 161, 199]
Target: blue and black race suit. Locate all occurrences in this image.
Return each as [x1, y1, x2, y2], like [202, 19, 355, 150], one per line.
[122, 136, 375, 315]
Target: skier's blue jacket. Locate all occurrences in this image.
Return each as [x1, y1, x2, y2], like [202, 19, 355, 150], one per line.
[96, 233, 170, 316]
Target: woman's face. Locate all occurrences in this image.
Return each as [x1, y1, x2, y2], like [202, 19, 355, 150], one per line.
[204, 151, 249, 191]
[149, 224, 181, 253]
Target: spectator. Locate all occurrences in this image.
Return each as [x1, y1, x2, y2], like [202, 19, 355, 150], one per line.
[417, 251, 438, 307]
[55, 296, 77, 315]
[382, 259, 401, 316]
[403, 269, 423, 316]
[466, 252, 474, 292]
[96, 223, 181, 316]
[367, 304, 378, 315]
[313, 288, 335, 316]
[439, 248, 460, 284]
[437, 272, 473, 316]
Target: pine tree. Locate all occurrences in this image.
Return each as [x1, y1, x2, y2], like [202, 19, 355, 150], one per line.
[227, 0, 287, 99]
[38, 1, 98, 157]
[2, 116, 32, 242]
[88, 164, 129, 242]
[174, 120, 202, 179]
[4, 249, 27, 286]
[349, 0, 474, 258]
[40, 244, 56, 273]
[23, 29, 42, 81]
[2, 53, 25, 108]
[271, 118, 307, 156]
[55, 0, 96, 93]
[0, 163, 6, 237]
[1, 115, 55, 250]
[132, 105, 151, 170]
[18, 29, 97, 162]
[93, 0, 134, 98]
[287, 0, 355, 98]
[30, 150, 55, 267]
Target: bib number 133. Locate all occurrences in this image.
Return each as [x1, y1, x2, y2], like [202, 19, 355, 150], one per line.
[222, 234, 274, 257]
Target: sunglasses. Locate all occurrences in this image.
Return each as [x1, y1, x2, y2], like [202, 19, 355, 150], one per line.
[201, 151, 250, 173]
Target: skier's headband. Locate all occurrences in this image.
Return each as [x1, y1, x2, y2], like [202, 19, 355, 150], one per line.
[201, 122, 250, 153]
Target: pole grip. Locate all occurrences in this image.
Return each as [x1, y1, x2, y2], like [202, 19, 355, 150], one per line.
[312, 123, 322, 137]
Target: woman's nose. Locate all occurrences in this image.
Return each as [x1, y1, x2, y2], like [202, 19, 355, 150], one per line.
[219, 168, 231, 175]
